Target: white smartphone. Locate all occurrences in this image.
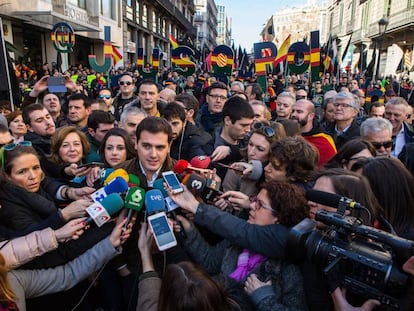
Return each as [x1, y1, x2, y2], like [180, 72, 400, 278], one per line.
[148, 212, 177, 251]
[162, 171, 184, 194]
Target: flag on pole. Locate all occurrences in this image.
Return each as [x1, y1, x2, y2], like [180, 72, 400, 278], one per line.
[111, 45, 122, 65]
[405, 49, 412, 70]
[273, 34, 291, 66]
[169, 34, 178, 49]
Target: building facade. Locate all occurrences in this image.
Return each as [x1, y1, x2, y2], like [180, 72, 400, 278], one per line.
[323, 0, 414, 79]
[216, 4, 231, 46]
[194, 0, 218, 51]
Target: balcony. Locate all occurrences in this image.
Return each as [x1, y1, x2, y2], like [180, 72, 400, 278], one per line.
[386, 9, 414, 32]
[345, 20, 354, 35]
[154, 0, 193, 30]
[350, 28, 370, 44]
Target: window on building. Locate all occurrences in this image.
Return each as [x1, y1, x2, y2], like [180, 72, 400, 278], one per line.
[101, 0, 115, 19]
[152, 11, 157, 33]
[135, 1, 140, 22]
[127, 0, 132, 6]
[68, 0, 86, 9]
[142, 5, 148, 28]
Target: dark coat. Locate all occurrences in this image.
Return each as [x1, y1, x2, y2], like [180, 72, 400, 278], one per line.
[325, 119, 360, 150]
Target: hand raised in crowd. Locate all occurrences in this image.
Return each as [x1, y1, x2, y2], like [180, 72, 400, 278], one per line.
[29, 75, 49, 97]
[331, 288, 380, 311]
[61, 199, 91, 221]
[64, 163, 92, 178]
[211, 145, 231, 162]
[138, 222, 155, 273]
[63, 74, 78, 92]
[244, 273, 272, 295]
[86, 167, 102, 187]
[67, 186, 96, 200]
[216, 190, 250, 211]
[173, 214, 192, 233]
[110, 210, 132, 248]
[165, 184, 200, 214]
[54, 218, 87, 242]
[230, 161, 254, 176]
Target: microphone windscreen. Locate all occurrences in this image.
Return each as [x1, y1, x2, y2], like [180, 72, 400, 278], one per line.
[181, 173, 192, 186]
[100, 168, 114, 184]
[105, 177, 129, 194]
[305, 190, 340, 208]
[125, 187, 145, 211]
[128, 174, 141, 187]
[186, 174, 206, 195]
[145, 189, 166, 214]
[248, 160, 263, 181]
[174, 159, 189, 174]
[101, 193, 124, 215]
[190, 155, 211, 169]
[105, 168, 129, 185]
[153, 178, 168, 197]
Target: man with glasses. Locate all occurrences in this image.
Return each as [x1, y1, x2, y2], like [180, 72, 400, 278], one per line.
[196, 81, 228, 137]
[98, 88, 114, 114]
[113, 74, 138, 121]
[230, 81, 245, 97]
[384, 97, 414, 157]
[326, 92, 361, 150]
[360, 117, 393, 157]
[291, 99, 336, 166]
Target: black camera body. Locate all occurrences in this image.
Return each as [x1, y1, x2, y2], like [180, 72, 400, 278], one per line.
[287, 210, 414, 309]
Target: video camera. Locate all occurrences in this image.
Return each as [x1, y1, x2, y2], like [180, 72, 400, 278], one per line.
[287, 206, 414, 309]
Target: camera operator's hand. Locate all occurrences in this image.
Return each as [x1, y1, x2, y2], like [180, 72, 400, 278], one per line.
[29, 75, 49, 97]
[244, 274, 271, 295]
[331, 288, 380, 311]
[403, 256, 414, 277]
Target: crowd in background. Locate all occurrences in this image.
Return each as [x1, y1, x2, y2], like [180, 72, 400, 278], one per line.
[0, 61, 413, 311]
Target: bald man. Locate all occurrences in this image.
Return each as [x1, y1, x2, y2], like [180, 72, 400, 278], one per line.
[291, 99, 336, 166]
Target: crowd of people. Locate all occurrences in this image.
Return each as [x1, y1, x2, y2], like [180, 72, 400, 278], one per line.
[0, 62, 414, 311]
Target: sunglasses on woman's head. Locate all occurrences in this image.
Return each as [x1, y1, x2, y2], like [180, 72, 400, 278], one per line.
[252, 122, 275, 138]
[1, 141, 33, 170]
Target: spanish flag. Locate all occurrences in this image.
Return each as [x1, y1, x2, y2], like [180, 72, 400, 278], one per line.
[111, 45, 123, 65]
[274, 34, 291, 66]
[169, 34, 178, 49]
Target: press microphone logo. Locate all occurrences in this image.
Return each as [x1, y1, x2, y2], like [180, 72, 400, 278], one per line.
[190, 180, 203, 190]
[151, 194, 163, 201]
[132, 188, 143, 202]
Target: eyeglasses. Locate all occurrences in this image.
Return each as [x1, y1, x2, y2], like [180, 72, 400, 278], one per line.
[333, 102, 355, 109]
[252, 122, 275, 138]
[208, 94, 227, 101]
[99, 95, 111, 99]
[250, 196, 274, 212]
[119, 81, 132, 86]
[230, 90, 243, 95]
[1, 141, 33, 170]
[371, 141, 393, 150]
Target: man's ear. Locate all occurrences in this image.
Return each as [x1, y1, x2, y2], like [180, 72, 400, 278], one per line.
[26, 123, 34, 133]
[224, 115, 232, 126]
[88, 128, 95, 137]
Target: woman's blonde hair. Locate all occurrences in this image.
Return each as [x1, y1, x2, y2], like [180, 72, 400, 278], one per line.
[0, 253, 16, 302]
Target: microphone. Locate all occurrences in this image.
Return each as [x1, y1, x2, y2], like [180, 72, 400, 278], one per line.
[174, 159, 209, 176]
[305, 190, 365, 210]
[91, 176, 129, 203]
[246, 160, 263, 181]
[153, 178, 179, 212]
[99, 168, 114, 185]
[128, 174, 140, 187]
[85, 193, 124, 227]
[104, 168, 129, 185]
[190, 155, 211, 169]
[123, 186, 145, 231]
[144, 189, 166, 215]
[186, 174, 222, 202]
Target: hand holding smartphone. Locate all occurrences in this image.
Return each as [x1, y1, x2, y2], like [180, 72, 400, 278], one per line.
[147, 212, 177, 251]
[162, 171, 184, 194]
[78, 162, 104, 169]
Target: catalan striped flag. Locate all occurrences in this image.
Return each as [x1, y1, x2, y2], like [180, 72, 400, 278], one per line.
[169, 34, 178, 49]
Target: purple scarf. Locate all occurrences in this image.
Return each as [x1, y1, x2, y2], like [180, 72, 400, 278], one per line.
[229, 249, 266, 281]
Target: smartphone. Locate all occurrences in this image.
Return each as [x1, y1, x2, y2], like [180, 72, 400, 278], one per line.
[162, 171, 184, 194]
[147, 212, 177, 251]
[47, 76, 67, 93]
[78, 162, 105, 169]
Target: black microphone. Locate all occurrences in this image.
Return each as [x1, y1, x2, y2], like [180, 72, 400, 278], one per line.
[305, 189, 365, 210]
[186, 174, 222, 202]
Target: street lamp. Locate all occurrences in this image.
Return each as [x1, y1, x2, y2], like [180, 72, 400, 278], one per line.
[375, 17, 389, 81]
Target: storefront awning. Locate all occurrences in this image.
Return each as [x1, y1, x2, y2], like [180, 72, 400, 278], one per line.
[10, 10, 101, 32]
